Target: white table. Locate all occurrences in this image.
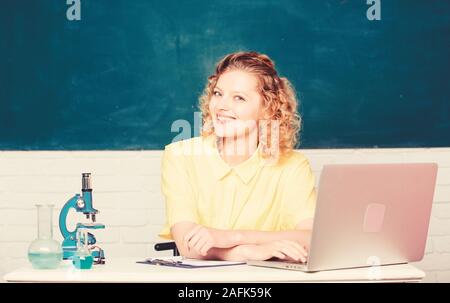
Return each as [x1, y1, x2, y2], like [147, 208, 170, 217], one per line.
[3, 258, 425, 283]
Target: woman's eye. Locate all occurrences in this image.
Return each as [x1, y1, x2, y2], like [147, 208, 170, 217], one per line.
[213, 91, 221, 97]
[234, 95, 245, 102]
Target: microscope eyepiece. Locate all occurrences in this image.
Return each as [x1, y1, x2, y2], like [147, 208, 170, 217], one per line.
[82, 173, 92, 191]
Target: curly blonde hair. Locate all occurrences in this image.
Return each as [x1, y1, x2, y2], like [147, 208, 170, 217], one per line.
[199, 51, 301, 158]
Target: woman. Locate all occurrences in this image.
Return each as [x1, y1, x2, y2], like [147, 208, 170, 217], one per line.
[159, 51, 316, 262]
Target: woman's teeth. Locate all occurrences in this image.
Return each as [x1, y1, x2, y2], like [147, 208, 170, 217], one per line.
[217, 114, 236, 123]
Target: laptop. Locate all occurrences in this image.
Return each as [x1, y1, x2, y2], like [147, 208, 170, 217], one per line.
[247, 163, 438, 272]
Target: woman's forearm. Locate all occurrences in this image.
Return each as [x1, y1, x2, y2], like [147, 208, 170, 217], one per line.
[209, 227, 312, 249]
[177, 242, 236, 260]
[173, 222, 312, 260]
[179, 229, 311, 261]
[210, 228, 311, 248]
[207, 245, 254, 261]
[183, 244, 253, 261]
[233, 230, 312, 248]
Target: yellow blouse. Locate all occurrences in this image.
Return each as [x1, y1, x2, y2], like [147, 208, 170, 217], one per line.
[159, 135, 317, 239]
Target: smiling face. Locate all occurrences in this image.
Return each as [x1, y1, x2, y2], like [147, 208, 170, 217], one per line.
[209, 69, 264, 140]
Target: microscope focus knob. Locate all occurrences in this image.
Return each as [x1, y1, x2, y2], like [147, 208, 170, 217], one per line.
[76, 198, 85, 209]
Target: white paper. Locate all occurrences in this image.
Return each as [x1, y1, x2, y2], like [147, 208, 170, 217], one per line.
[145, 256, 245, 267]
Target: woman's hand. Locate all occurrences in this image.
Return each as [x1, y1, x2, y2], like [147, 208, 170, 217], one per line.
[183, 225, 243, 256]
[183, 225, 216, 256]
[244, 240, 308, 263]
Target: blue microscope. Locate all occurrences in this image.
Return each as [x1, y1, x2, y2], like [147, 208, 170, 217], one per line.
[59, 173, 106, 264]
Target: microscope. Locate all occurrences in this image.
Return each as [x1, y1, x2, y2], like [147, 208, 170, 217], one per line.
[59, 173, 106, 264]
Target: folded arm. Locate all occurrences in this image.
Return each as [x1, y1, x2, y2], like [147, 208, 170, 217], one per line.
[170, 220, 313, 262]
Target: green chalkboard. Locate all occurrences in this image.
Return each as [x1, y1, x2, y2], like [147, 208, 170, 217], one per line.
[0, 0, 449, 149]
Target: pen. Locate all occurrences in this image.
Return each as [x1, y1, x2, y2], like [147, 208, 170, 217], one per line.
[151, 259, 182, 266]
